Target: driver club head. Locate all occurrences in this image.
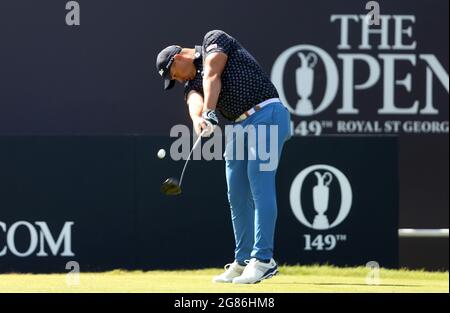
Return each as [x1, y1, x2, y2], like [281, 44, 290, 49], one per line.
[161, 178, 182, 196]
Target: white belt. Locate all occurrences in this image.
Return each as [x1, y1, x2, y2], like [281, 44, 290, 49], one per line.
[234, 98, 280, 123]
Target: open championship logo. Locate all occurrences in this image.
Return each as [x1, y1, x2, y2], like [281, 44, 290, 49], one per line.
[272, 46, 338, 117]
[290, 165, 352, 230]
[271, 14, 449, 136]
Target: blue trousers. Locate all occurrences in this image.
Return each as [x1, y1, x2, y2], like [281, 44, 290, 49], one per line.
[224, 101, 291, 263]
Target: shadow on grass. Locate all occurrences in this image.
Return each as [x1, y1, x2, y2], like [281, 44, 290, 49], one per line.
[263, 282, 423, 287]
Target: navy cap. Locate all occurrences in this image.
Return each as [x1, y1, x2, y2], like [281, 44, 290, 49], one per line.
[156, 45, 182, 90]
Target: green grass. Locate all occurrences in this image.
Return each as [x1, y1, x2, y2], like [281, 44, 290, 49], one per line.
[0, 265, 448, 293]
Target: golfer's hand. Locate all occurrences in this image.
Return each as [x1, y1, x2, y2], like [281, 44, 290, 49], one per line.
[194, 110, 218, 137]
[193, 117, 206, 137]
[201, 110, 219, 137]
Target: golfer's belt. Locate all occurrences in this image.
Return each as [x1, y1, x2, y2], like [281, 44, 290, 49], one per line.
[234, 98, 281, 123]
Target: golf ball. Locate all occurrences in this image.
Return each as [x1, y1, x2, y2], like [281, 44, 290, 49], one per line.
[157, 149, 166, 159]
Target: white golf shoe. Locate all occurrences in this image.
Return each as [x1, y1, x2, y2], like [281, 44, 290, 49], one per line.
[212, 261, 246, 283]
[232, 258, 278, 284]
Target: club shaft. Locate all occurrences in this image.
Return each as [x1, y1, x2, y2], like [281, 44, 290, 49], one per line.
[179, 130, 206, 186]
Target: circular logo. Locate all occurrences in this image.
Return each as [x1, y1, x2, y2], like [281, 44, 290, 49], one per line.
[290, 164, 352, 230]
[271, 45, 339, 117]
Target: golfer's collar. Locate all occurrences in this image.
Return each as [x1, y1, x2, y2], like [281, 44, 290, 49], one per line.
[194, 45, 202, 60]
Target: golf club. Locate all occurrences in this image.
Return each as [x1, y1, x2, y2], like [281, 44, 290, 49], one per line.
[161, 129, 207, 196]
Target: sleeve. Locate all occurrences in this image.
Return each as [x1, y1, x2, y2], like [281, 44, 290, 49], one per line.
[202, 30, 235, 58]
[184, 80, 203, 103]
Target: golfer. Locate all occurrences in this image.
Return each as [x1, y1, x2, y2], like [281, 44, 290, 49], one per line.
[156, 30, 291, 284]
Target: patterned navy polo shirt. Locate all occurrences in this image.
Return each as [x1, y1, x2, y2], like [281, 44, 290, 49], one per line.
[184, 30, 279, 121]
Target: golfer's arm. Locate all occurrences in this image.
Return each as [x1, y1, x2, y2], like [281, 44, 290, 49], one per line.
[202, 52, 228, 112]
[186, 90, 204, 121]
